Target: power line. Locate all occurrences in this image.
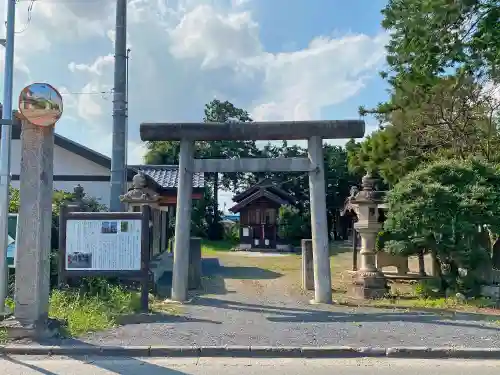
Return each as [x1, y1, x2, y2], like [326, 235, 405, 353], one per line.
[64, 90, 114, 95]
[14, 0, 35, 34]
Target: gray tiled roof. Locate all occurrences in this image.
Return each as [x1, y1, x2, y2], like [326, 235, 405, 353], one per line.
[136, 166, 205, 189]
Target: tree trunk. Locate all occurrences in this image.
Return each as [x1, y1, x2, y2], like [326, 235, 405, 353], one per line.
[431, 252, 447, 294]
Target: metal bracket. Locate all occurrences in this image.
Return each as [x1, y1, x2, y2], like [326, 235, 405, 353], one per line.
[0, 120, 14, 126]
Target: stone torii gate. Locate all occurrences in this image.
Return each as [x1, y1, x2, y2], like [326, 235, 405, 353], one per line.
[140, 120, 365, 304]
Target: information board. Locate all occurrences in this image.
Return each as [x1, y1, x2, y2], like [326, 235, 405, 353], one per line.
[65, 219, 142, 271]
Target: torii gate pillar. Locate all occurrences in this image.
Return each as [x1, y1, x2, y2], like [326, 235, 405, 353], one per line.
[140, 120, 365, 304]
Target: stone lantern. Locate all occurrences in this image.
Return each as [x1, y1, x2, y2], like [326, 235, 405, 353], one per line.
[120, 172, 160, 210]
[348, 173, 388, 299]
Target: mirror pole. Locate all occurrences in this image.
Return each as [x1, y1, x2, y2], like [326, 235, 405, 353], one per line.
[0, 0, 16, 315]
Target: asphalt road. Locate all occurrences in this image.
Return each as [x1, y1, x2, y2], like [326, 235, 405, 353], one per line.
[0, 357, 499, 375]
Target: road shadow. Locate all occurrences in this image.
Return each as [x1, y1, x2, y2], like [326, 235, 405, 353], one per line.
[116, 312, 222, 325]
[3, 346, 190, 375]
[182, 258, 283, 297]
[203, 258, 283, 280]
[191, 297, 500, 331]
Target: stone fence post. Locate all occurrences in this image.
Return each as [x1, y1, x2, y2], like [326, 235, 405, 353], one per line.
[301, 239, 314, 291]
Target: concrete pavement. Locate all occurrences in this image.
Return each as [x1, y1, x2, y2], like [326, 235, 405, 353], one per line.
[0, 357, 499, 374]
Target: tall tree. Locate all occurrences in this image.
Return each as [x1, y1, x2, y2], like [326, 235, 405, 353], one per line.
[352, 0, 500, 184]
[380, 0, 499, 88]
[144, 100, 258, 240]
[201, 99, 258, 239]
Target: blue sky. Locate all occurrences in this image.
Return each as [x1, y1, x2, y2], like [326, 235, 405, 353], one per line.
[253, 0, 389, 130]
[0, 0, 390, 209]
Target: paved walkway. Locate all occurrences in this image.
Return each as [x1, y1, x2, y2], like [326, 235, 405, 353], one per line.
[1, 357, 500, 375]
[77, 258, 500, 348]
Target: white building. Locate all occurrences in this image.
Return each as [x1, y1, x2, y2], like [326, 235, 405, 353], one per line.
[5, 123, 205, 207]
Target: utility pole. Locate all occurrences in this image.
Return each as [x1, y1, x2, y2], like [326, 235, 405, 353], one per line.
[0, 0, 16, 314]
[109, 0, 127, 211]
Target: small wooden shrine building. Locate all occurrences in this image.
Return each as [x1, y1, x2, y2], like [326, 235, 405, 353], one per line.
[229, 179, 296, 250]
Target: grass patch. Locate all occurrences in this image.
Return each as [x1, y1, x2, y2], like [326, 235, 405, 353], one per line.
[49, 285, 181, 338]
[201, 239, 238, 255]
[49, 286, 142, 337]
[2, 286, 181, 340]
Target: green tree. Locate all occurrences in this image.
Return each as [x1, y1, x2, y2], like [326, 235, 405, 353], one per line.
[243, 141, 361, 240]
[201, 99, 259, 239]
[384, 158, 500, 294]
[381, 0, 499, 87]
[353, 76, 500, 185]
[145, 100, 259, 240]
[354, 0, 500, 183]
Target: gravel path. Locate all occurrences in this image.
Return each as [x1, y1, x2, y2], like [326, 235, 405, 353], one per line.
[78, 257, 500, 348]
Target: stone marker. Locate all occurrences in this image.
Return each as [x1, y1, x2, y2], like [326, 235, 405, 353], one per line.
[12, 121, 57, 336]
[188, 237, 202, 290]
[301, 239, 314, 291]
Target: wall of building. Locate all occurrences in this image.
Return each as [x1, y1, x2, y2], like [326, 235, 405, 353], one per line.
[8, 139, 118, 207]
[9, 140, 110, 175]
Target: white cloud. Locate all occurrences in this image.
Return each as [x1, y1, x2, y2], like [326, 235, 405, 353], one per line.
[169, 5, 262, 68]
[0, 0, 387, 165]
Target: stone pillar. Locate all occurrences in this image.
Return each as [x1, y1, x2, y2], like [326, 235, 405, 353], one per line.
[307, 136, 332, 304]
[348, 173, 388, 299]
[418, 251, 426, 276]
[171, 139, 194, 302]
[188, 237, 202, 290]
[160, 209, 168, 252]
[352, 228, 359, 271]
[301, 239, 314, 291]
[14, 121, 54, 329]
[152, 209, 161, 256]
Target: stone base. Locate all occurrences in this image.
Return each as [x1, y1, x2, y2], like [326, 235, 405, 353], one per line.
[348, 270, 388, 299]
[0, 317, 64, 340]
[481, 285, 500, 300]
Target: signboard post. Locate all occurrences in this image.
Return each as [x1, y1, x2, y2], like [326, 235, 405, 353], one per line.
[59, 207, 151, 312]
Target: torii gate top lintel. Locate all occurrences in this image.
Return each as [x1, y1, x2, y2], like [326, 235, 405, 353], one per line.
[140, 119, 365, 141]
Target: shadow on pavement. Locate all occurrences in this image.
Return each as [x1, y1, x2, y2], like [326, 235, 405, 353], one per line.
[116, 312, 222, 325]
[4, 353, 190, 375]
[181, 258, 283, 297]
[202, 258, 283, 280]
[191, 297, 500, 331]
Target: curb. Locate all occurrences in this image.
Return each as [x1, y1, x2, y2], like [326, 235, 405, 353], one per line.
[1, 346, 500, 359]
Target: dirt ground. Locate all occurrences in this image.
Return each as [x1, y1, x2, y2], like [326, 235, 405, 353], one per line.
[200, 243, 430, 302]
